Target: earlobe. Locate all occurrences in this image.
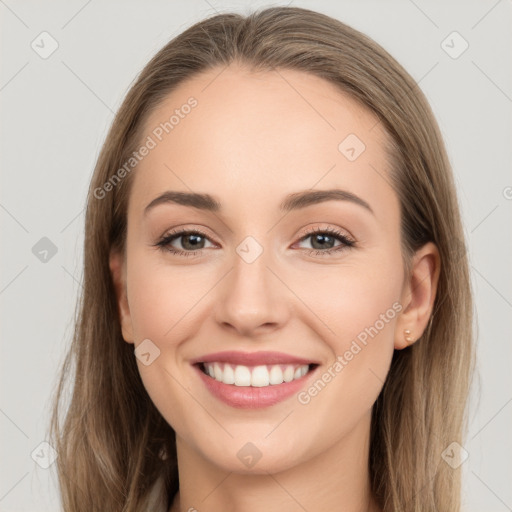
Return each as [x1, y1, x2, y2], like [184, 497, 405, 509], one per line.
[394, 328, 416, 351]
[109, 250, 134, 344]
[395, 242, 440, 350]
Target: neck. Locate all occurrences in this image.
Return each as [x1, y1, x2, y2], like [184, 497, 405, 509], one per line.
[169, 411, 381, 512]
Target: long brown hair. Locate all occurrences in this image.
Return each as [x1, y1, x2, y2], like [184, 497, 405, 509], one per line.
[49, 6, 475, 511]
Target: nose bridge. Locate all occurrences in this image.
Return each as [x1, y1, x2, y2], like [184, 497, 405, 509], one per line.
[214, 236, 288, 334]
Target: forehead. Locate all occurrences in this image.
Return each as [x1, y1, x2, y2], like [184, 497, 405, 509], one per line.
[129, 65, 395, 220]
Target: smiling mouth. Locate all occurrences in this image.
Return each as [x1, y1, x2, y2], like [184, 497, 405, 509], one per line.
[197, 362, 318, 387]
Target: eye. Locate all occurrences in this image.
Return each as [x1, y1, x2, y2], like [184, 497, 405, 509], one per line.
[295, 226, 355, 256]
[154, 228, 215, 257]
[154, 225, 355, 258]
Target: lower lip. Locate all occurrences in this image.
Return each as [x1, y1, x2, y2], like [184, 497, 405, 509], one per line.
[193, 364, 318, 409]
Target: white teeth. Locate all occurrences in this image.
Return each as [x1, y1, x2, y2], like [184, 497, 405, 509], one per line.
[223, 363, 235, 384]
[234, 365, 251, 386]
[213, 363, 223, 381]
[251, 365, 269, 387]
[283, 366, 295, 382]
[269, 365, 284, 385]
[202, 362, 310, 387]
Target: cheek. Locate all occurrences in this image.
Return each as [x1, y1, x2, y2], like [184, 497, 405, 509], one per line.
[124, 252, 207, 432]
[126, 251, 211, 342]
[290, 251, 402, 428]
[291, 247, 403, 349]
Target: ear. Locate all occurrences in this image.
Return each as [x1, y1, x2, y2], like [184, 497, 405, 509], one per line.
[109, 249, 134, 344]
[395, 242, 441, 350]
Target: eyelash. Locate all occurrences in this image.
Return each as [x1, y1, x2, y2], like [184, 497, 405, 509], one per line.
[154, 226, 355, 258]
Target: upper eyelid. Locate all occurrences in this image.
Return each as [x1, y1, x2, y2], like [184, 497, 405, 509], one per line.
[299, 226, 355, 241]
[162, 226, 352, 239]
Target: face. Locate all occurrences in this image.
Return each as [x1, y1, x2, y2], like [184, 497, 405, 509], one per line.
[112, 65, 409, 474]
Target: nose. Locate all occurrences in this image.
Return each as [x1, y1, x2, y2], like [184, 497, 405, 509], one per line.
[214, 248, 290, 337]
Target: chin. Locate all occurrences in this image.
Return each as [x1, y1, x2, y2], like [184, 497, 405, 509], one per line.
[194, 434, 310, 476]
[214, 450, 303, 475]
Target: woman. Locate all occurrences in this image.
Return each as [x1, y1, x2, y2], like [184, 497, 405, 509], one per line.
[49, 6, 474, 511]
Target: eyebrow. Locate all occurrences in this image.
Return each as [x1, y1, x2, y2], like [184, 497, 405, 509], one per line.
[144, 188, 374, 216]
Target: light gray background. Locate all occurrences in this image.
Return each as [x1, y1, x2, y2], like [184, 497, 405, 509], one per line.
[1, 0, 511, 510]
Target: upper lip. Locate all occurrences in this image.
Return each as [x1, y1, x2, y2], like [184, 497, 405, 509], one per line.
[191, 351, 318, 366]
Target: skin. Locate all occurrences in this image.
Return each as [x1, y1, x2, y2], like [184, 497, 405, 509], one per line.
[110, 65, 440, 512]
